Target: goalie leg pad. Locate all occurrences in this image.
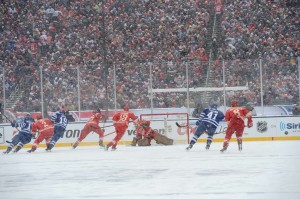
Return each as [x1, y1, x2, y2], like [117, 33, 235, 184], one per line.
[153, 134, 173, 145]
[137, 138, 151, 146]
[131, 137, 137, 146]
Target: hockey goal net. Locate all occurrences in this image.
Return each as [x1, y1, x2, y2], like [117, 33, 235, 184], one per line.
[140, 113, 190, 144]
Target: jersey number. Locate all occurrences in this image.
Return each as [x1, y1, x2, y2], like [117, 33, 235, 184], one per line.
[207, 111, 218, 120]
[41, 120, 49, 128]
[119, 113, 129, 122]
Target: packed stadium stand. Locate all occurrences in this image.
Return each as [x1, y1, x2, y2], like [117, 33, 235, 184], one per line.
[0, 0, 299, 119]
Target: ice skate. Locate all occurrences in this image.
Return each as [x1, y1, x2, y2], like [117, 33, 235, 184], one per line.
[99, 140, 104, 147]
[13, 146, 21, 153]
[3, 148, 12, 154]
[220, 146, 228, 152]
[111, 146, 117, 151]
[45, 144, 54, 152]
[72, 142, 79, 149]
[27, 148, 36, 153]
[186, 144, 193, 151]
[206, 140, 212, 150]
[237, 140, 242, 151]
[104, 145, 109, 151]
[238, 143, 242, 151]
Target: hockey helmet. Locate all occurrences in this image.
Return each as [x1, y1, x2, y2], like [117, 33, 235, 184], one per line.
[93, 108, 101, 114]
[59, 109, 66, 115]
[210, 102, 218, 109]
[123, 106, 129, 111]
[231, 100, 238, 107]
[24, 113, 33, 122]
[245, 102, 254, 111]
[36, 113, 43, 120]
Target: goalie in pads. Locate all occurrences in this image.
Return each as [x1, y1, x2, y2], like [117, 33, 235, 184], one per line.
[131, 120, 173, 146]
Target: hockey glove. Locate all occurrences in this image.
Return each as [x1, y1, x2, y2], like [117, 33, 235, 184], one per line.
[247, 118, 253, 128]
[11, 122, 16, 128]
[196, 118, 202, 126]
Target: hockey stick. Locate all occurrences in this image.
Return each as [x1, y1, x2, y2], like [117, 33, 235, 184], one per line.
[101, 124, 114, 128]
[0, 103, 13, 123]
[103, 131, 116, 137]
[0, 104, 20, 131]
[91, 124, 114, 130]
[1, 107, 21, 144]
[175, 122, 188, 128]
[2, 113, 13, 123]
[102, 121, 134, 128]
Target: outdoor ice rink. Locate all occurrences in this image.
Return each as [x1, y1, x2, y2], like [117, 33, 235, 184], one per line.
[1, 141, 300, 199]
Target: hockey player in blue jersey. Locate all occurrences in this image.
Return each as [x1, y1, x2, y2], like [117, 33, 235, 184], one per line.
[45, 108, 68, 151]
[186, 102, 225, 150]
[3, 114, 36, 154]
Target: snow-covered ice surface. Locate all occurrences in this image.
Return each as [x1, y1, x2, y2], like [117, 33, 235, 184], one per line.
[1, 141, 300, 199]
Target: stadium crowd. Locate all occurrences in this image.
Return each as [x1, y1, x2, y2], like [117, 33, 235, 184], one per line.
[0, 0, 299, 113]
[213, 0, 299, 106]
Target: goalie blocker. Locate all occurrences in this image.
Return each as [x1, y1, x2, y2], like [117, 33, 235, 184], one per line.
[131, 120, 174, 146]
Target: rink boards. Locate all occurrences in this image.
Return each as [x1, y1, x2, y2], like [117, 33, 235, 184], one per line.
[0, 116, 299, 149]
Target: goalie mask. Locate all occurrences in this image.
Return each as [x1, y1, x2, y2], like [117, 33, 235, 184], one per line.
[139, 120, 150, 128]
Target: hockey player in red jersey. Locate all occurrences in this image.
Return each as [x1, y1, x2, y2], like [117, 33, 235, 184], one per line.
[130, 120, 173, 146]
[27, 114, 54, 153]
[72, 108, 106, 149]
[105, 106, 138, 151]
[220, 100, 253, 152]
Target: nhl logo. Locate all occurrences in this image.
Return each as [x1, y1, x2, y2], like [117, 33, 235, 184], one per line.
[257, 121, 268, 133]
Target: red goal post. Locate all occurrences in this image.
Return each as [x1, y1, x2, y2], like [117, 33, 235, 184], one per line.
[140, 113, 190, 144]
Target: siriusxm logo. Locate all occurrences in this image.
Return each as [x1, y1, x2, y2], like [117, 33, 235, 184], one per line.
[280, 122, 300, 131]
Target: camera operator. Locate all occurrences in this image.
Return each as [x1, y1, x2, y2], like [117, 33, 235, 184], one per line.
[65, 110, 75, 122]
[192, 101, 203, 118]
[292, 103, 300, 115]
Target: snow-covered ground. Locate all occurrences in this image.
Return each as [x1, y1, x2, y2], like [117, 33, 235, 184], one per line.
[1, 141, 300, 199]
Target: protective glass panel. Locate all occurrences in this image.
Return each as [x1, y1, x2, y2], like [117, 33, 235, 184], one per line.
[223, 59, 260, 108]
[151, 60, 188, 109]
[41, 64, 78, 116]
[114, 61, 151, 110]
[79, 64, 107, 111]
[261, 57, 299, 105]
